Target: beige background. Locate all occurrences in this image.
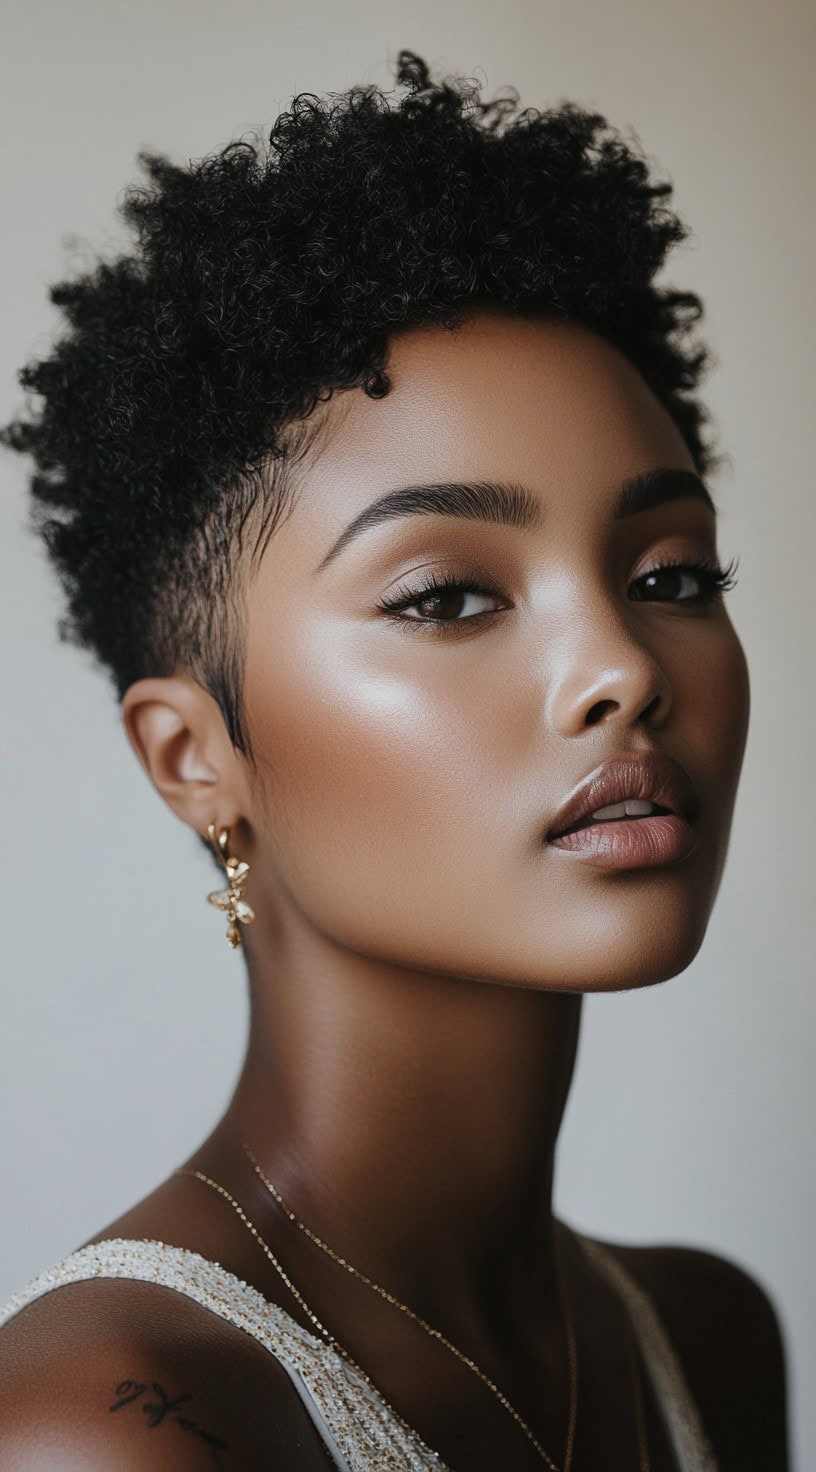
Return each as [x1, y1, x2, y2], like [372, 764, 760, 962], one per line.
[1, 0, 813, 1464]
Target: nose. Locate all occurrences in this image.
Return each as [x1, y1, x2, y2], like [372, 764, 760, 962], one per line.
[545, 604, 673, 738]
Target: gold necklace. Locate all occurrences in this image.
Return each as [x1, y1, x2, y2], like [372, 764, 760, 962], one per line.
[177, 1154, 650, 1472]
[244, 1143, 577, 1471]
[177, 1163, 572, 1469]
[176, 1165, 466, 1465]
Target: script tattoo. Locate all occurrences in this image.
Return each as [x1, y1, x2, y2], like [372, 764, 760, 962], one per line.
[109, 1378, 229, 1465]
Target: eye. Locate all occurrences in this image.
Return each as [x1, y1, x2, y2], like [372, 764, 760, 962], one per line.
[376, 554, 740, 636]
[629, 555, 739, 603]
[377, 571, 506, 632]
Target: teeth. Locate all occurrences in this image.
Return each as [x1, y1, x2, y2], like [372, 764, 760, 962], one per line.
[590, 799, 660, 821]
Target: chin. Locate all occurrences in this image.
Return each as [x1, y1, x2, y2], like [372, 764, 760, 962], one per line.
[489, 883, 717, 993]
[569, 920, 711, 993]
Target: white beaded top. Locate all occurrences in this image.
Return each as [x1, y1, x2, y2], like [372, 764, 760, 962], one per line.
[0, 1232, 718, 1471]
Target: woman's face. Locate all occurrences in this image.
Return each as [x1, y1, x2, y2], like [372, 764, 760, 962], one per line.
[241, 310, 749, 991]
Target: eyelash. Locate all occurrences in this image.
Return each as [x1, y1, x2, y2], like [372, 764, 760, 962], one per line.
[377, 555, 740, 634]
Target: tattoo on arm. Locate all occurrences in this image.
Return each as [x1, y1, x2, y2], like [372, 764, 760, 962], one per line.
[109, 1378, 229, 1465]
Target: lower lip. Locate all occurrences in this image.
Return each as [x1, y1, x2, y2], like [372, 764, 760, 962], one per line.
[547, 815, 697, 870]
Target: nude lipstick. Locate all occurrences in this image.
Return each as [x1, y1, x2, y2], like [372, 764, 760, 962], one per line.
[546, 751, 699, 871]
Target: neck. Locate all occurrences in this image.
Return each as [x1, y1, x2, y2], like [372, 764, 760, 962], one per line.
[209, 922, 582, 1322]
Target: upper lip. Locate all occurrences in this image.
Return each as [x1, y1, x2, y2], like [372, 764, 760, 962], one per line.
[546, 751, 700, 839]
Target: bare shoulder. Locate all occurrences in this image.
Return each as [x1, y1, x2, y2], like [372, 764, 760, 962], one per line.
[594, 1233, 790, 1471]
[0, 1276, 335, 1471]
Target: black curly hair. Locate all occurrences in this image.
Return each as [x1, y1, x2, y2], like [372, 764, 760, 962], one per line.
[3, 50, 717, 778]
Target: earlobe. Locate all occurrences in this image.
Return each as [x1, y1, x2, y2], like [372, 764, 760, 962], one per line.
[120, 676, 234, 832]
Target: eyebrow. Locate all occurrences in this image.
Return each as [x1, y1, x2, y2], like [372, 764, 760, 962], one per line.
[314, 467, 716, 573]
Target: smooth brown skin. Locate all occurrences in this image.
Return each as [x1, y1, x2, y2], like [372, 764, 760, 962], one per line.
[0, 313, 788, 1470]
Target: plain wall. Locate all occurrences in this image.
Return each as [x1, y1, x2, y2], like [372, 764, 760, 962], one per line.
[1, 0, 813, 1465]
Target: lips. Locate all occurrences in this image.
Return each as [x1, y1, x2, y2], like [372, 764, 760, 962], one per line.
[547, 751, 699, 841]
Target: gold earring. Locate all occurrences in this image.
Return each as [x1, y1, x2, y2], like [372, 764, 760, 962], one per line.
[205, 823, 256, 950]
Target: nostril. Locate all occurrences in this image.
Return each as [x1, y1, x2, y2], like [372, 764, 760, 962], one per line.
[585, 700, 617, 726]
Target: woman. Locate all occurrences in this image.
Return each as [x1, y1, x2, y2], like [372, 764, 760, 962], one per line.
[0, 51, 788, 1472]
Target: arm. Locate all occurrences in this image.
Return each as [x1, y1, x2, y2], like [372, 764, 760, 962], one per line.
[0, 1342, 336, 1471]
[0, 1367, 230, 1470]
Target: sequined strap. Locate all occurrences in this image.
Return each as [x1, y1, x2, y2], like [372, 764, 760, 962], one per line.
[1, 1233, 721, 1472]
[575, 1235, 720, 1472]
[0, 1238, 447, 1472]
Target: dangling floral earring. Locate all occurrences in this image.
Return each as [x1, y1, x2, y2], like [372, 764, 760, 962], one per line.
[205, 823, 256, 950]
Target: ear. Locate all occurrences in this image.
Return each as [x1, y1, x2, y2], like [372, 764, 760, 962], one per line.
[120, 676, 252, 839]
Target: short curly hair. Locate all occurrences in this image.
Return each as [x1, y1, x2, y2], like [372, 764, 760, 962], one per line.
[3, 49, 717, 768]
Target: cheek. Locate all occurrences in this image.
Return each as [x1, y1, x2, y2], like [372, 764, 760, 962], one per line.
[243, 619, 523, 958]
[692, 621, 748, 871]
[670, 616, 751, 904]
[679, 618, 750, 803]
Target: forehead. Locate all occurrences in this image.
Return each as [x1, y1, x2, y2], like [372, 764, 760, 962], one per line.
[291, 312, 694, 541]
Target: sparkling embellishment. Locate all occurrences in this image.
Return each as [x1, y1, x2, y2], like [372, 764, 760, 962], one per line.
[0, 1238, 448, 1471]
[0, 1235, 720, 1471]
[575, 1235, 719, 1472]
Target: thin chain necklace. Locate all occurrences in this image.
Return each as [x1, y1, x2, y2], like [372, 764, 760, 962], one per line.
[245, 1143, 577, 1471]
[176, 1152, 649, 1472]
